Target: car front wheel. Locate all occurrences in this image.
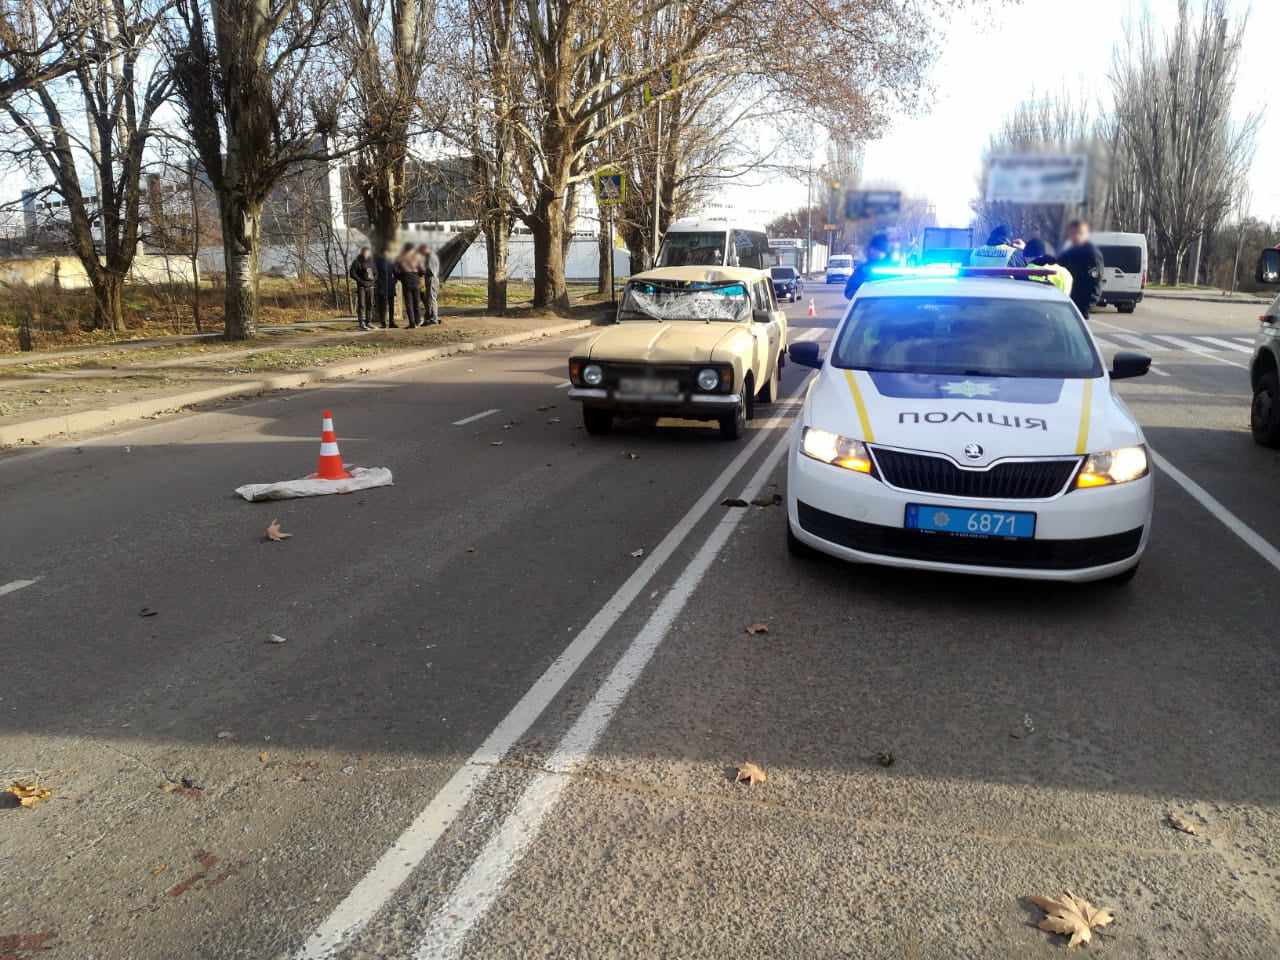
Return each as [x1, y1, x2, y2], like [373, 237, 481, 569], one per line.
[583, 406, 613, 435]
[1251, 371, 1280, 447]
[719, 388, 748, 440]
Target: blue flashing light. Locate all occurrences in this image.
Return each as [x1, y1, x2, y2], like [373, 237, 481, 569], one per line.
[867, 265, 960, 279]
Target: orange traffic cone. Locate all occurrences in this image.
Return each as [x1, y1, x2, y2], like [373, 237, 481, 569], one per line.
[807, 298, 816, 317]
[310, 410, 353, 480]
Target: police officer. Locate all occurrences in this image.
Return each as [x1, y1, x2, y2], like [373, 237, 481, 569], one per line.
[969, 225, 1027, 268]
[1056, 219, 1105, 318]
[1022, 238, 1073, 297]
[843, 233, 891, 300]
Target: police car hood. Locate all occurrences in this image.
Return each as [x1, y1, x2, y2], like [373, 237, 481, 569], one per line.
[807, 368, 1143, 464]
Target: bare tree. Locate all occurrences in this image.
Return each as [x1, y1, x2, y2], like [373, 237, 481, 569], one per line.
[166, 0, 343, 339]
[1, 0, 172, 332]
[1110, 0, 1260, 283]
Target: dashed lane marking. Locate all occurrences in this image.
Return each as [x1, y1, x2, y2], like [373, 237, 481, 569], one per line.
[555, 381, 571, 389]
[0, 579, 37, 597]
[451, 408, 500, 426]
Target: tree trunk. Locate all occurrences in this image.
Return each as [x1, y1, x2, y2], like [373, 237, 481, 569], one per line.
[530, 194, 569, 312]
[597, 224, 609, 296]
[221, 199, 263, 340]
[485, 219, 510, 313]
[90, 269, 126, 333]
[369, 200, 399, 255]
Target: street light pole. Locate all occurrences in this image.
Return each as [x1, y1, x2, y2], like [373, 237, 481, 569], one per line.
[805, 154, 813, 277]
[652, 98, 663, 267]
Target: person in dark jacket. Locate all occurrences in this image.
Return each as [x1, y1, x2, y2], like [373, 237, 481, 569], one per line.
[395, 242, 424, 328]
[843, 233, 891, 300]
[348, 246, 376, 330]
[1057, 219, 1105, 317]
[373, 245, 398, 328]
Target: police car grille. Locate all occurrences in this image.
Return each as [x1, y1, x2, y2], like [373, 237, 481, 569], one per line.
[871, 449, 1079, 499]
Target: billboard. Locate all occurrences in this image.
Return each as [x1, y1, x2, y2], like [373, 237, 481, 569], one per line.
[845, 190, 901, 220]
[985, 154, 1089, 205]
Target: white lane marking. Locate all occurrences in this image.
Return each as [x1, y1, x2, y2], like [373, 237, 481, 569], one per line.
[1147, 365, 1171, 377]
[1194, 336, 1253, 354]
[0, 579, 37, 597]
[1090, 318, 1248, 371]
[1152, 449, 1280, 574]
[296, 381, 808, 959]
[451, 408, 499, 426]
[1233, 336, 1255, 346]
[413, 415, 795, 960]
[791, 327, 823, 342]
[555, 381, 571, 389]
[1092, 334, 1170, 376]
[1151, 334, 1215, 352]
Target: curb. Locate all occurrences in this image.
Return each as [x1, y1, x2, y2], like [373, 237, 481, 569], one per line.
[0, 319, 590, 447]
[1142, 292, 1271, 305]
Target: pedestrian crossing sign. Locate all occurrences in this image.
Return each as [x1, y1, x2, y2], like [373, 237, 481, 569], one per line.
[595, 170, 625, 205]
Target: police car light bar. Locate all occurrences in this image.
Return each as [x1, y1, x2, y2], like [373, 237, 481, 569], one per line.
[867, 265, 1056, 279]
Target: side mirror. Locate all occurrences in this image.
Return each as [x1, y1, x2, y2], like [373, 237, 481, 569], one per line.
[789, 341, 823, 369]
[752, 309, 773, 323]
[1110, 351, 1151, 380]
[1257, 248, 1280, 285]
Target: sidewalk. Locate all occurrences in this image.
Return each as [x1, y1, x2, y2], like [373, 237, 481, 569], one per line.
[0, 310, 600, 447]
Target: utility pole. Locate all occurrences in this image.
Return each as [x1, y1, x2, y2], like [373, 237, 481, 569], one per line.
[652, 98, 662, 268]
[805, 153, 813, 277]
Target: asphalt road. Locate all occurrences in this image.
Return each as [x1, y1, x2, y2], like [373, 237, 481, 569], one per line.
[2, 281, 1279, 959]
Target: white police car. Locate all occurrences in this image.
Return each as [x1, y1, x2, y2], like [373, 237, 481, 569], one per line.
[785, 268, 1154, 583]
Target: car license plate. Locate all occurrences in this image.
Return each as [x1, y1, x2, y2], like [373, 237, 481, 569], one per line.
[904, 504, 1035, 539]
[618, 377, 679, 395]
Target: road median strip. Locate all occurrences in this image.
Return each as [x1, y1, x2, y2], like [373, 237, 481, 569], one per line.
[0, 319, 590, 447]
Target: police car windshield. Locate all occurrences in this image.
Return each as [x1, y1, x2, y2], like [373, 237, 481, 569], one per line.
[831, 295, 1103, 379]
[618, 280, 750, 322]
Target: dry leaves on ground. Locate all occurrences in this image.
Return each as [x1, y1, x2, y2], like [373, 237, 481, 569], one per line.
[266, 519, 292, 541]
[734, 762, 767, 786]
[745, 622, 769, 635]
[629, 548, 644, 558]
[6, 780, 53, 807]
[721, 498, 749, 508]
[1168, 813, 1202, 835]
[536, 404, 556, 412]
[750, 494, 783, 507]
[138, 607, 158, 617]
[1028, 891, 1116, 948]
[265, 634, 288, 644]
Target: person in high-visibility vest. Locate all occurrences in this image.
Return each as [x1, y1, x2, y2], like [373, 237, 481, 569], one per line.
[1023, 238, 1074, 297]
[969, 225, 1027, 268]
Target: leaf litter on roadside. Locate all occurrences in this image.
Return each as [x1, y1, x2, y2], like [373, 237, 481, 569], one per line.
[1168, 812, 1203, 836]
[744, 622, 769, 635]
[1027, 891, 1116, 948]
[6, 780, 53, 807]
[266, 519, 291, 541]
[721, 498, 749, 508]
[734, 762, 767, 786]
[750, 494, 783, 507]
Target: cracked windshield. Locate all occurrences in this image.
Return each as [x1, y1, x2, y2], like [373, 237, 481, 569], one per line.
[2, 0, 1279, 957]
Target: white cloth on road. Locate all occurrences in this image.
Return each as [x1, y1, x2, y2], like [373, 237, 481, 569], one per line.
[234, 466, 393, 502]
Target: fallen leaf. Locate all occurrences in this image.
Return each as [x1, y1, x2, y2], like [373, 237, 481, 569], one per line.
[875, 751, 895, 767]
[750, 493, 783, 507]
[1028, 891, 1116, 948]
[490, 441, 503, 446]
[734, 762, 767, 786]
[621, 451, 639, 460]
[138, 607, 158, 617]
[744, 622, 769, 635]
[336, 486, 350, 494]
[258, 753, 270, 763]
[465, 546, 476, 553]
[629, 548, 644, 558]
[536, 404, 556, 411]
[546, 417, 561, 424]
[265, 634, 288, 644]
[6, 780, 53, 807]
[215, 730, 232, 739]
[266, 519, 292, 541]
[151, 864, 167, 875]
[721, 498, 749, 508]
[1168, 813, 1202, 836]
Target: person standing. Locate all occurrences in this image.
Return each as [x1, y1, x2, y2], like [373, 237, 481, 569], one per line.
[1056, 219, 1105, 318]
[373, 244, 398, 328]
[1022, 238, 1074, 298]
[348, 246, 376, 331]
[843, 233, 891, 300]
[417, 243, 441, 325]
[396, 242, 423, 328]
[969, 225, 1027, 268]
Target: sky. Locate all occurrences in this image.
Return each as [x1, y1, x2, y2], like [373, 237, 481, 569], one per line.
[730, 0, 1278, 228]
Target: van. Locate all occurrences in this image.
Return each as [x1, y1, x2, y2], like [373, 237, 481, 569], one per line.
[826, 255, 853, 284]
[1092, 232, 1147, 313]
[655, 216, 770, 269]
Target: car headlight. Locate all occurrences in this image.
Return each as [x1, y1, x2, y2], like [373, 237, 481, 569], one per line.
[582, 364, 604, 386]
[1076, 445, 1149, 487]
[696, 368, 719, 392]
[800, 427, 873, 474]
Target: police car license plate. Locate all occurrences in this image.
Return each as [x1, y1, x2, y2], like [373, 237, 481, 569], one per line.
[618, 377, 679, 395]
[904, 504, 1035, 539]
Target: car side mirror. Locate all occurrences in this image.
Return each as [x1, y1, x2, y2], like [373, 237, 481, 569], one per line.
[789, 341, 823, 369]
[1110, 351, 1151, 380]
[752, 309, 772, 323]
[1257, 248, 1280, 285]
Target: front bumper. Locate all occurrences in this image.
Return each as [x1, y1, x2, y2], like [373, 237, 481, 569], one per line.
[786, 438, 1154, 581]
[568, 386, 740, 420]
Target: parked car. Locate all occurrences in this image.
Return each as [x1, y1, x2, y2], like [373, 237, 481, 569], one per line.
[1250, 247, 1280, 446]
[770, 265, 804, 302]
[567, 266, 788, 440]
[826, 254, 853, 284]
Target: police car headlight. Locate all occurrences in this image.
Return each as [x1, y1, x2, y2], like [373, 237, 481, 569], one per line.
[582, 364, 604, 386]
[696, 368, 720, 392]
[801, 427, 873, 474]
[1076, 445, 1149, 487]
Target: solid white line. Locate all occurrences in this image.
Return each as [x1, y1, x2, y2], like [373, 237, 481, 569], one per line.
[1152, 450, 1280, 574]
[1194, 336, 1253, 354]
[412, 417, 795, 960]
[296, 382, 807, 960]
[0, 579, 36, 597]
[451, 408, 499, 426]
